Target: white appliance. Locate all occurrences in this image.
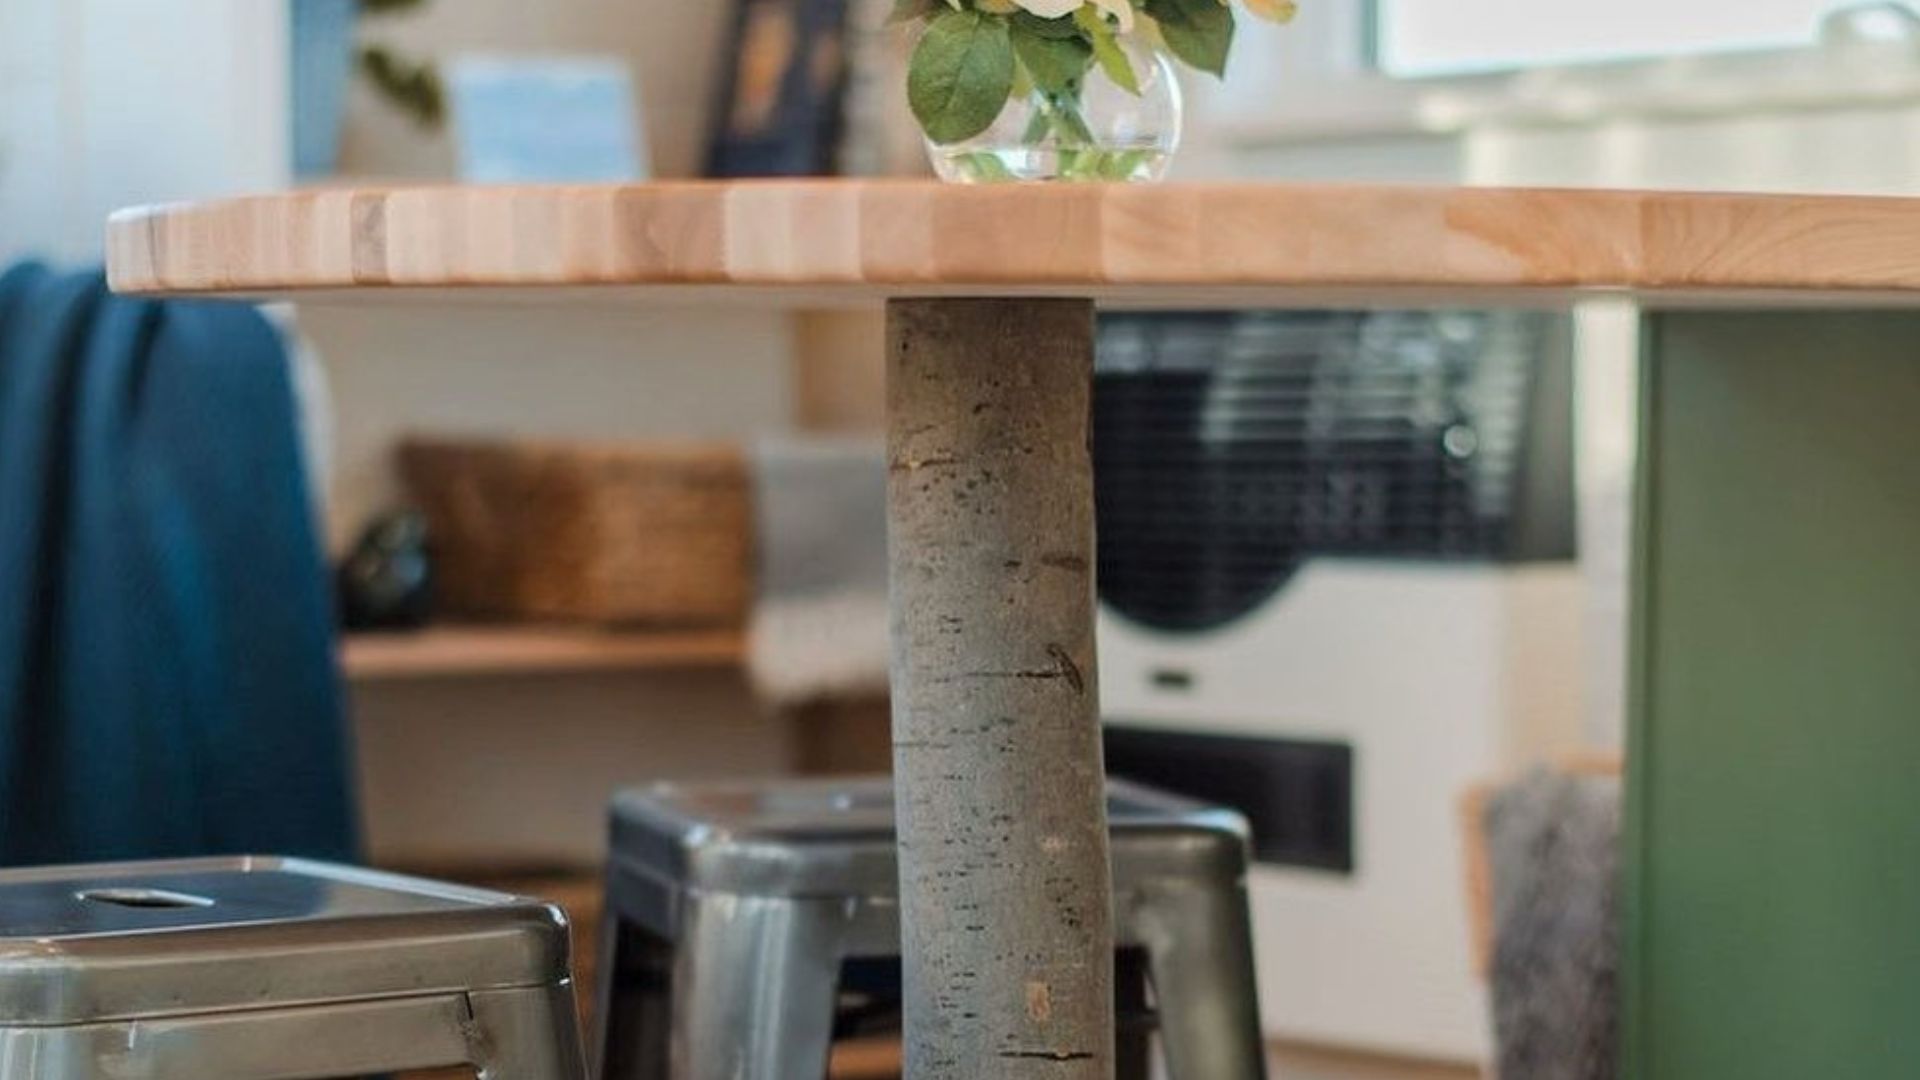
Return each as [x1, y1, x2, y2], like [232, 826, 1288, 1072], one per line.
[1092, 310, 1585, 1063]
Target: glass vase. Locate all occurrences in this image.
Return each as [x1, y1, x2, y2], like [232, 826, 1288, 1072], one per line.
[925, 37, 1183, 184]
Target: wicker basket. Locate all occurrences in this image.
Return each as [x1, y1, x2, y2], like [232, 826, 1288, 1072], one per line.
[400, 437, 751, 626]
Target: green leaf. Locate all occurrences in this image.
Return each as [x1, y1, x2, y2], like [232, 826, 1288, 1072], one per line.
[888, 0, 938, 24]
[1046, 94, 1098, 145]
[1099, 148, 1152, 180]
[1021, 104, 1054, 145]
[1074, 6, 1140, 94]
[1010, 59, 1035, 101]
[359, 0, 428, 16]
[1145, 0, 1233, 77]
[908, 10, 1017, 144]
[956, 151, 1017, 182]
[358, 45, 446, 128]
[1012, 10, 1084, 39]
[1011, 25, 1093, 96]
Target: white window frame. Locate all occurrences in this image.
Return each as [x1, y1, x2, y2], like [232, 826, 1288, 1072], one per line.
[1200, 0, 1920, 146]
[1370, 0, 1858, 79]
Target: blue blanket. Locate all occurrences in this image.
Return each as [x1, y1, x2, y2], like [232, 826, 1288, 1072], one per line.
[0, 264, 358, 864]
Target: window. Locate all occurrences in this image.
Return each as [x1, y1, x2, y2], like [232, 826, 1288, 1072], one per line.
[1375, 0, 1847, 76]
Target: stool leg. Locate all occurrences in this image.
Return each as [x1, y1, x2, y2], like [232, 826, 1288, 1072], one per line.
[470, 984, 589, 1080]
[592, 907, 622, 1075]
[598, 919, 676, 1079]
[1136, 882, 1267, 1080]
[670, 895, 847, 1080]
[1115, 949, 1154, 1080]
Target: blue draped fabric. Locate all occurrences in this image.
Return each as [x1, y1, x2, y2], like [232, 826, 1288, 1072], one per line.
[0, 263, 357, 864]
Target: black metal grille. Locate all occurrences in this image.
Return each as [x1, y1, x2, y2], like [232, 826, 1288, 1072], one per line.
[1094, 310, 1568, 632]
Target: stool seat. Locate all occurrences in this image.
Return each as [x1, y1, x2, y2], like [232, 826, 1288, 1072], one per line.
[596, 777, 1266, 1080]
[609, 775, 1249, 902]
[0, 856, 566, 1025]
[0, 857, 586, 1079]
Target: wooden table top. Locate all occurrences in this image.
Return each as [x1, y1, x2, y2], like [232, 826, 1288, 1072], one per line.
[105, 181, 1920, 308]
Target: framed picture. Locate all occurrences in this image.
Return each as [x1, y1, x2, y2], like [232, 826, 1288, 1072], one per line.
[706, 0, 853, 177]
[448, 56, 648, 183]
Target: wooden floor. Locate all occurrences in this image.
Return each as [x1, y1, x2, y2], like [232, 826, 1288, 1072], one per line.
[826, 1037, 1481, 1079]
[389, 866, 1483, 1080]
[1270, 1040, 1482, 1080]
[400, 1038, 1480, 1079]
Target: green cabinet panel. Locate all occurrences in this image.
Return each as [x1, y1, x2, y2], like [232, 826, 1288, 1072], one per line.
[1627, 312, 1920, 1078]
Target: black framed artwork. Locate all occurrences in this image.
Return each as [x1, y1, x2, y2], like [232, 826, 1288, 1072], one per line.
[706, 0, 854, 177]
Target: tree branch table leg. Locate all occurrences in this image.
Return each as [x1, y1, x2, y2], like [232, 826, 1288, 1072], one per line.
[886, 298, 1115, 1079]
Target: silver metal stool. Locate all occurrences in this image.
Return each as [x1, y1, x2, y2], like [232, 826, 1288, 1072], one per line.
[0, 856, 587, 1079]
[593, 777, 1265, 1080]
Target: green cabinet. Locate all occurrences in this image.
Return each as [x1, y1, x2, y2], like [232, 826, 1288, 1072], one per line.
[1626, 311, 1920, 1077]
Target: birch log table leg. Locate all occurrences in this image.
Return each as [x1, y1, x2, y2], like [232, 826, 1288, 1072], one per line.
[886, 298, 1115, 1079]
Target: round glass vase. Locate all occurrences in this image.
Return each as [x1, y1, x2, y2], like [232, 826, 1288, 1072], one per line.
[925, 39, 1183, 184]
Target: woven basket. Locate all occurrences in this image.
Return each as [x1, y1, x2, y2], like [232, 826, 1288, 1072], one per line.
[400, 437, 751, 626]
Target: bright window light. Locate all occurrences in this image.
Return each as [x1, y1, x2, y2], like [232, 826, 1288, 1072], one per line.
[1376, 0, 1843, 76]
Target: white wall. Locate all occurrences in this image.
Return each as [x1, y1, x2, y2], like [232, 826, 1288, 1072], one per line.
[302, 302, 794, 554]
[0, 0, 805, 868]
[1202, 29, 1920, 756]
[355, 672, 791, 867]
[285, 0, 802, 549]
[337, 0, 737, 179]
[0, 0, 287, 266]
[1459, 95, 1920, 747]
[304, 299, 798, 866]
[1463, 102, 1920, 193]
[1178, 0, 1468, 183]
[294, 2, 805, 868]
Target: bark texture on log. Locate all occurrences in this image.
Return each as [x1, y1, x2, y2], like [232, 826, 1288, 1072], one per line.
[886, 298, 1114, 1079]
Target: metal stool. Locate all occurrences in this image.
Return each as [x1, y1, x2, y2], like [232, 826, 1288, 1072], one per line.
[593, 777, 1265, 1080]
[0, 856, 587, 1079]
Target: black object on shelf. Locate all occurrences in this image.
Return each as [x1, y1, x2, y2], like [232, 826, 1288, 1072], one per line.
[705, 0, 854, 176]
[336, 509, 434, 631]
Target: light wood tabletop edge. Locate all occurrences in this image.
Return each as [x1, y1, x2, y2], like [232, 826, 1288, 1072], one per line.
[107, 180, 1920, 303]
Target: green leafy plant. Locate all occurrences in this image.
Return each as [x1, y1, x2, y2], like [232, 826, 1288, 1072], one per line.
[895, 0, 1294, 147]
[357, 0, 445, 129]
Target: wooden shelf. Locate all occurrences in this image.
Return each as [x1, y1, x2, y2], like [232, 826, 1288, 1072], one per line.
[340, 625, 745, 682]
